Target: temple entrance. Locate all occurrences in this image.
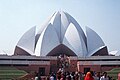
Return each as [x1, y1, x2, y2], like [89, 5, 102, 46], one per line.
[39, 67, 45, 76]
[84, 67, 90, 74]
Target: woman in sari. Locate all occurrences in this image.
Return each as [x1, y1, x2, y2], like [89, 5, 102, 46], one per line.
[84, 72, 94, 80]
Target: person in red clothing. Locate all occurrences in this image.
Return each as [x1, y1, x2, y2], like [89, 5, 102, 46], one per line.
[84, 72, 94, 80]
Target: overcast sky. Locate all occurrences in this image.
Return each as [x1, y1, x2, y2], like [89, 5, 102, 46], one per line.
[0, 0, 120, 55]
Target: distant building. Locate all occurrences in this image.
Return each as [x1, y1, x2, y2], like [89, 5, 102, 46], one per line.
[14, 11, 108, 57]
[0, 11, 120, 75]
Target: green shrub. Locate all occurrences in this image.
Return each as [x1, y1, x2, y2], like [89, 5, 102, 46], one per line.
[107, 68, 120, 80]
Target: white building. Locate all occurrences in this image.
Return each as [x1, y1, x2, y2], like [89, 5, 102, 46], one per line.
[14, 11, 108, 57]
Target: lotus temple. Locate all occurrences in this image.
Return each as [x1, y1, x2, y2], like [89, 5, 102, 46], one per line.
[0, 11, 120, 75]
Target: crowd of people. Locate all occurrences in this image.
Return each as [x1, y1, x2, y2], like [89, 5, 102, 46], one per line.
[34, 54, 114, 80]
[35, 68, 114, 80]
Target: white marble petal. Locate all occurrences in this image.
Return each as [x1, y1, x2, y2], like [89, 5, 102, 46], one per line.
[40, 24, 60, 56]
[63, 23, 87, 57]
[86, 27, 105, 56]
[17, 26, 36, 55]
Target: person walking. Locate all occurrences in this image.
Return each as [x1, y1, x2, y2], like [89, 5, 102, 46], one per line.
[84, 72, 94, 80]
[50, 73, 54, 80]
[100, 72, 109, 80]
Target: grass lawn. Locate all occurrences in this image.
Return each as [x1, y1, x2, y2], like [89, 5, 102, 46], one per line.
[0, 67, 27, 80]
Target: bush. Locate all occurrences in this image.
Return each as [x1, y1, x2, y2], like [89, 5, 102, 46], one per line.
[107, 68, 120, 80]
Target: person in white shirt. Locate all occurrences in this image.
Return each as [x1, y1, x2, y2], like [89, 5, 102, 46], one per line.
[100, 72, 109, 80]
[50, 74, 54, 80]
[35, 76, 38, 80]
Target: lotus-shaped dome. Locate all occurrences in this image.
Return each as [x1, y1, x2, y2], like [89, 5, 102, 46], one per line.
[14, 11, 108, 57]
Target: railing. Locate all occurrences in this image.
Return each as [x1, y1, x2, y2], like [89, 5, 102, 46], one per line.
[0, 60, 50, 65]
